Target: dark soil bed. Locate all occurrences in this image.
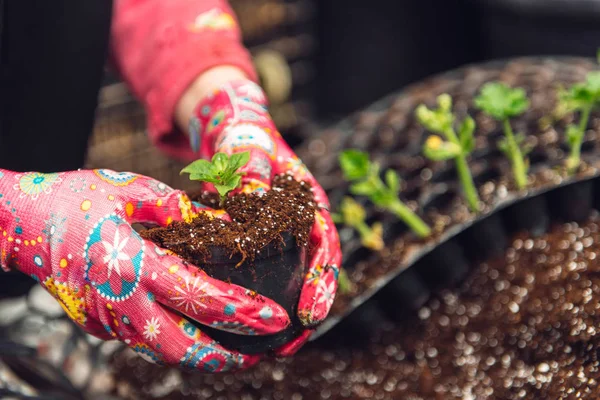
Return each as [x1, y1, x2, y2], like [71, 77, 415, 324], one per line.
[111, 212, 600, 399]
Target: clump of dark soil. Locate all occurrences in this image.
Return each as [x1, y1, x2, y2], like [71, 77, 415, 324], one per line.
[113, 212, 600, 399]
[141, 173, 316, 265]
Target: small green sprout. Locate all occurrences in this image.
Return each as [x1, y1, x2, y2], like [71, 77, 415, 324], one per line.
[181, 151, 250, 207]
[475, 82, 530, 189]
[332, 196, 384, 251]
[337, 269, 354, 295]
[339, 149, 431, 238]
[556, 69, 600, 173]
[416, 94, 480, 212]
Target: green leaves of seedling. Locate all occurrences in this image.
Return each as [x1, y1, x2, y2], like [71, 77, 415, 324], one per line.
[423, 136, 462, 161]
[332, 196, 384, 251]
[339, 149, 370, 181]
[338, 149, 431, 238]
[415, 94, 455, 134]
[555, 62, 600, 174]
[474, 82, 529, 120]
[416, 94, 479, 212]
[181, 151, 250, 203]
[475, 82, 530, 189]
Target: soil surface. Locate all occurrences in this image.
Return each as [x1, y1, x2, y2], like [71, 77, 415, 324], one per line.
[113, 212, 600, 400]
[141, 174, 316, 265]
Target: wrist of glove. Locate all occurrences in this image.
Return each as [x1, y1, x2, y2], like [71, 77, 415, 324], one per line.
[186, 80, 343, 355]
[0, 168, 291, 372]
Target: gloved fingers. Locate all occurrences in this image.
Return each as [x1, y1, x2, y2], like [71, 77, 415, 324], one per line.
[296, 209, 342, 328]
[118, 179, 231, 226]
[122, 304, 260, 372]
[143, 242, 291, 336]
[273, 329, 313, 357]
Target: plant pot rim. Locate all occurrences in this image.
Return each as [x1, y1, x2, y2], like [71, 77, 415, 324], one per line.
[201, 231, 299, 265]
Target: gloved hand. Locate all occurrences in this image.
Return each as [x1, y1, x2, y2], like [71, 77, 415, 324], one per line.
[188, 80, 343, 355]
[0, 169, 291, 372]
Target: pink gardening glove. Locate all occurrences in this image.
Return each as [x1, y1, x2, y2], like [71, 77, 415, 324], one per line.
[0, 169, 291, 372]
[188, 80, 342, 355]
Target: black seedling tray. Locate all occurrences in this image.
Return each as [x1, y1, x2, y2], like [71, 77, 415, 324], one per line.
[296, 56, 600, 341]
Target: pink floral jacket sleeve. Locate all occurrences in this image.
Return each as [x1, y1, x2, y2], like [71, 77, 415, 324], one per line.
[110, 0, 258, 161]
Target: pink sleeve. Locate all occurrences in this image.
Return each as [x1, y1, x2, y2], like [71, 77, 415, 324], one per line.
[110, 0, 258, 161]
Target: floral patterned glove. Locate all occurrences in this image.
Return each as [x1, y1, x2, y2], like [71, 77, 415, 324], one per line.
[0, 169, 291, 372]
[188, 80, 343, 355]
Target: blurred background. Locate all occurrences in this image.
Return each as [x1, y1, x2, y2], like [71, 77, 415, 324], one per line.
[89, 0, 600, 190]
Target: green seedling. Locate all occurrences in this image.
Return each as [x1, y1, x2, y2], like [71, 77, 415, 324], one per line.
[332, 196, 384, 251]
[181, 152, 250, 207]
[475, 82, 530, 189]
[337, 269, 354, 295]
[339, 149, 431, 238]
[416, 94, 480, 212]
[556, 67, 600, 173]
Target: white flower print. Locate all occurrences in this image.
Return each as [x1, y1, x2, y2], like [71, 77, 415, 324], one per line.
[171, 276, 209, 314]
[101, 228, 130, 279]
[316, 279, 336, 308]
[143, 317, 161, 341]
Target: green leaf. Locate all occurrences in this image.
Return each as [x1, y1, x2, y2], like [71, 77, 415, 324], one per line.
[369, 189, 394, 208]
[189, 173, 219, 184]
[350, 180, 377, 197]
[474, 82, 530, 120]
[458, 116, 476, 153]
[385, 169, 401, 194]
[597, 48, 600, 65]
[586, 71, 600, 96]
[214, 175, 242, 198]
[212, 153, 229, 172]
[415, 101, 454, 135]
[339, 149, 370, 181]
[228, 151, 251, 173]
[423, 136, 462, 161]
[180, 159, 213, 177]
[340, 196, 366, 226]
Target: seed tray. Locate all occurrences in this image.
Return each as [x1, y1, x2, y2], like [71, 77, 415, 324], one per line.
[294, 56, 600, 340]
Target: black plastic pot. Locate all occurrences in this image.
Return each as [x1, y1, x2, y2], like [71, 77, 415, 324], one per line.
[194, 232, 307, 355]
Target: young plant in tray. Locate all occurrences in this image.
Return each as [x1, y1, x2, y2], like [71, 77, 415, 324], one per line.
[332, 196, 384, 251]
[180, 151, 250, 207]
[415, 94, 480, 212]
[475, 82, 531, 189]
[555, 66, 600, 173]
[339, 149, 431, 238]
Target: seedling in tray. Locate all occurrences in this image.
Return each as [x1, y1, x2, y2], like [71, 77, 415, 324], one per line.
[332, 196, 384, 251]
[180, 151, 250, 207]
[339, 149, 431, 238]
[475, 82, 531, 190]
[416, 93, 480, 212]
[555, 63, 600, 173]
